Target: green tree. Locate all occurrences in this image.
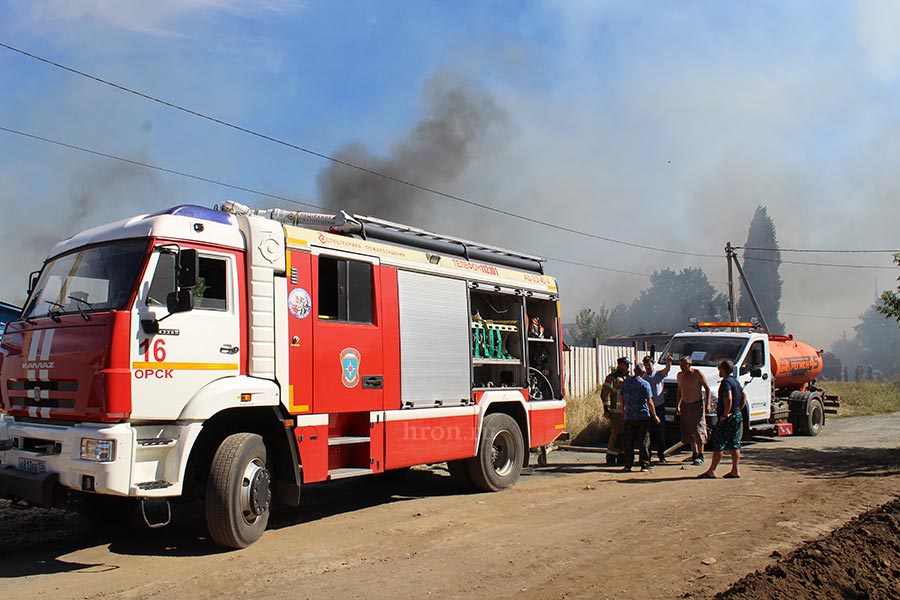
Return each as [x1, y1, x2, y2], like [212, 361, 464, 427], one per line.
[608, 268, 728, 335]
[856, 303, 900, 375]
[570, 307, 609, 346]
[738, 205, 785, 334]
[878, 252, 900, 325]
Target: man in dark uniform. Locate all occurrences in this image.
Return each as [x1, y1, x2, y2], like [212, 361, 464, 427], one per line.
[601, 357, 630, 464]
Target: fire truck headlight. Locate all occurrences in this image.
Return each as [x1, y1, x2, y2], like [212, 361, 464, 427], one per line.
[81, 438, 116, 462]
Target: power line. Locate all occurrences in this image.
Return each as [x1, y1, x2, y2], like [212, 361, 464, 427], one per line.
[737, 246, 898, 254]
[1, 124, 666, 280]
[782, 311, 861, 321]
[5, 122, 897, 281]
[737, 252, 896, 271]
[0, 40, 721, 259]
[0, 126, 326, 211]
[544, 257, 650, 277]
[5, 41, 893, 271]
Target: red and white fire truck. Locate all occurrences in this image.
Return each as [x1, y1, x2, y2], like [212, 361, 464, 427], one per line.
[0, 201, 566, 548]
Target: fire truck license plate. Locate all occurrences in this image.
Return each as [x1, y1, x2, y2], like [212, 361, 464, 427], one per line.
[18, 458, 46, 474]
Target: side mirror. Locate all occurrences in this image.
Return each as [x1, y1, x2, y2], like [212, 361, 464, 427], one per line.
[750, 367, 762, 378]
[27, 271, 40, 296]
[177, 249, 198, 289]
[167, 289, 194, 314]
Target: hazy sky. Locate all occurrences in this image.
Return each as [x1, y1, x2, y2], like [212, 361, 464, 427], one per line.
[1, 1, 899, 349]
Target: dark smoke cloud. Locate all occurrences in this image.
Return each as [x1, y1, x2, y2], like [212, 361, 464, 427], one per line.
[316, 69, 508, 224]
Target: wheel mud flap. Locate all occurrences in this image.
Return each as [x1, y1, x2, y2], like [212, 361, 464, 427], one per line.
[0, 465, 59, 508]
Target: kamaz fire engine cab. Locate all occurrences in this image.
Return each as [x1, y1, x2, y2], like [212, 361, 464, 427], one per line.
[0, 201, 566, 548]
[657, 320, 839, 439]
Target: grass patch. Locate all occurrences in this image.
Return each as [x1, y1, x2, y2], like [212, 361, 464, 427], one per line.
[821, 381, 900, 419]
[564, 391, 609, 446]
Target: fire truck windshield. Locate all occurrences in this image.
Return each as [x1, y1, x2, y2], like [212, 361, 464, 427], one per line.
[660, 335, 748, 367]
[22, 239, 150, 320]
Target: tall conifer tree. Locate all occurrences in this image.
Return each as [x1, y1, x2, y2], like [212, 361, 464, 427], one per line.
[738, 205, 785, 333]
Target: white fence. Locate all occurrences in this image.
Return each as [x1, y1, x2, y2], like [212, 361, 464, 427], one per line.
[563, 344, 662, 398]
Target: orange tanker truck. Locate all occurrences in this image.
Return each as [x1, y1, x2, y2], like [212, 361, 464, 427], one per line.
[657, 322, 839, 437]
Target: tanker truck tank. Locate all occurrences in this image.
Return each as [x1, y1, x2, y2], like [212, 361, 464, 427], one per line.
[768, 334, 823, 390]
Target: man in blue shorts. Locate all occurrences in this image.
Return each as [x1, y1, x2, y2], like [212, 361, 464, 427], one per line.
[618, 363, 660, 473]
[698, 359, 745, 479]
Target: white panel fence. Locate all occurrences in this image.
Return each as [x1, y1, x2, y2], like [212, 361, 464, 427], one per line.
[563, 344, 662, 398]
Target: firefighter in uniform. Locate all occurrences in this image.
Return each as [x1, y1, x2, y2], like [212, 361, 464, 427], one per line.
[602, 357, 631, 464]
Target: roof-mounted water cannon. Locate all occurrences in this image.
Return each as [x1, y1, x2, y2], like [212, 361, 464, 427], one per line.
[219, 200, 363, 234]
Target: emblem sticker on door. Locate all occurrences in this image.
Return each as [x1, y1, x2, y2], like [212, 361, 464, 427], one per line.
[288, 288, 312, 319]
[340, 348, 361, 388]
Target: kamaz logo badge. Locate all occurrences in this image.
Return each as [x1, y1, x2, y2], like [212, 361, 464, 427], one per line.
[23, 362, 54, 370]
[340, 348, 361, 388]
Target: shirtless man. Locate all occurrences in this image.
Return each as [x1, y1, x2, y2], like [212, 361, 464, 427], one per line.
[676, 357, 711, 466]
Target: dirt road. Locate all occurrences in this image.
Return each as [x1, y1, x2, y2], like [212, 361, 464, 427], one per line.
[2, 413, 899, 600]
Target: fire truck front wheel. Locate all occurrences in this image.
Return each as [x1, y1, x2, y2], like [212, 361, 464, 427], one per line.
[467, 413, 525, 492]
[205, 433, 272, 549]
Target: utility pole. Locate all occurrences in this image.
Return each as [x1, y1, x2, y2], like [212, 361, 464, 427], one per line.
[726, 242, 770, 332]
[726, 242, 736, 328]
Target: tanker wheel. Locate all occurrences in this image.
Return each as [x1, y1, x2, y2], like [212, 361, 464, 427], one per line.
[800, 399, 824, 436]
[467, 413, 524, 492]
[205, 433, 271, 549]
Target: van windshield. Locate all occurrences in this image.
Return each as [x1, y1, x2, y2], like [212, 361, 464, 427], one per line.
[22, 239, 149, 320]
[660, 336, 748, 367]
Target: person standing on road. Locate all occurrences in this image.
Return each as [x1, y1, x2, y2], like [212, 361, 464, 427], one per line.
[676, 356, 710, 466]
[601, 357, 631, 464]
[642, 354, 673, 463]
[699, 359, 745, 479]
[618, 362, 659, 472]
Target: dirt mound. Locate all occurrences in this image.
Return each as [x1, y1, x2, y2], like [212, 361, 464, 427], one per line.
[714, 496, 900, 600]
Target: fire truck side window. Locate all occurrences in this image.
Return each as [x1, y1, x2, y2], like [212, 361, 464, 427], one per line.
[147, 253, 176, 307]
[193, 257, 228, 311]
[318, 256, 373, 324]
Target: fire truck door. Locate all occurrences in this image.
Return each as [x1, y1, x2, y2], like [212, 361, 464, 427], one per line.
[131, 248, 243, 420]
[311, 254, 384, 414]
[739, 340, 771, 423]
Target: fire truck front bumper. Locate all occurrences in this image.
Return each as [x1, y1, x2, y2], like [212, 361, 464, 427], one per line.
[0, 415, 135, 503]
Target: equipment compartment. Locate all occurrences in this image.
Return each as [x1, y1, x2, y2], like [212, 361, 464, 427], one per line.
[525, 298, 562, 400]
[470, 289, 525, 390]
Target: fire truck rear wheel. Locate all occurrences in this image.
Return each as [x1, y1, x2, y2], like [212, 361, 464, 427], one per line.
[467, 413, 524, 492]
[205, 433, 271, 549]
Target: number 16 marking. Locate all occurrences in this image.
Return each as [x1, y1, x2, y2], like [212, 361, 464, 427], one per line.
[139, 338, 167, 362]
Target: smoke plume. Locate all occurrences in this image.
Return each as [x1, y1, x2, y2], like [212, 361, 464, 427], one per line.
[315, 70, 508, 224]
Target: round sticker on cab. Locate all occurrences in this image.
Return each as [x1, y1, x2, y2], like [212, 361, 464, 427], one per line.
[340, 348, 361, 388]
[288, 288, 311, 319]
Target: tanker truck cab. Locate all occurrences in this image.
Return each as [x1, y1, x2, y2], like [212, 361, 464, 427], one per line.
[658, 330, 764, 431]
[658, 321, 836, 438]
